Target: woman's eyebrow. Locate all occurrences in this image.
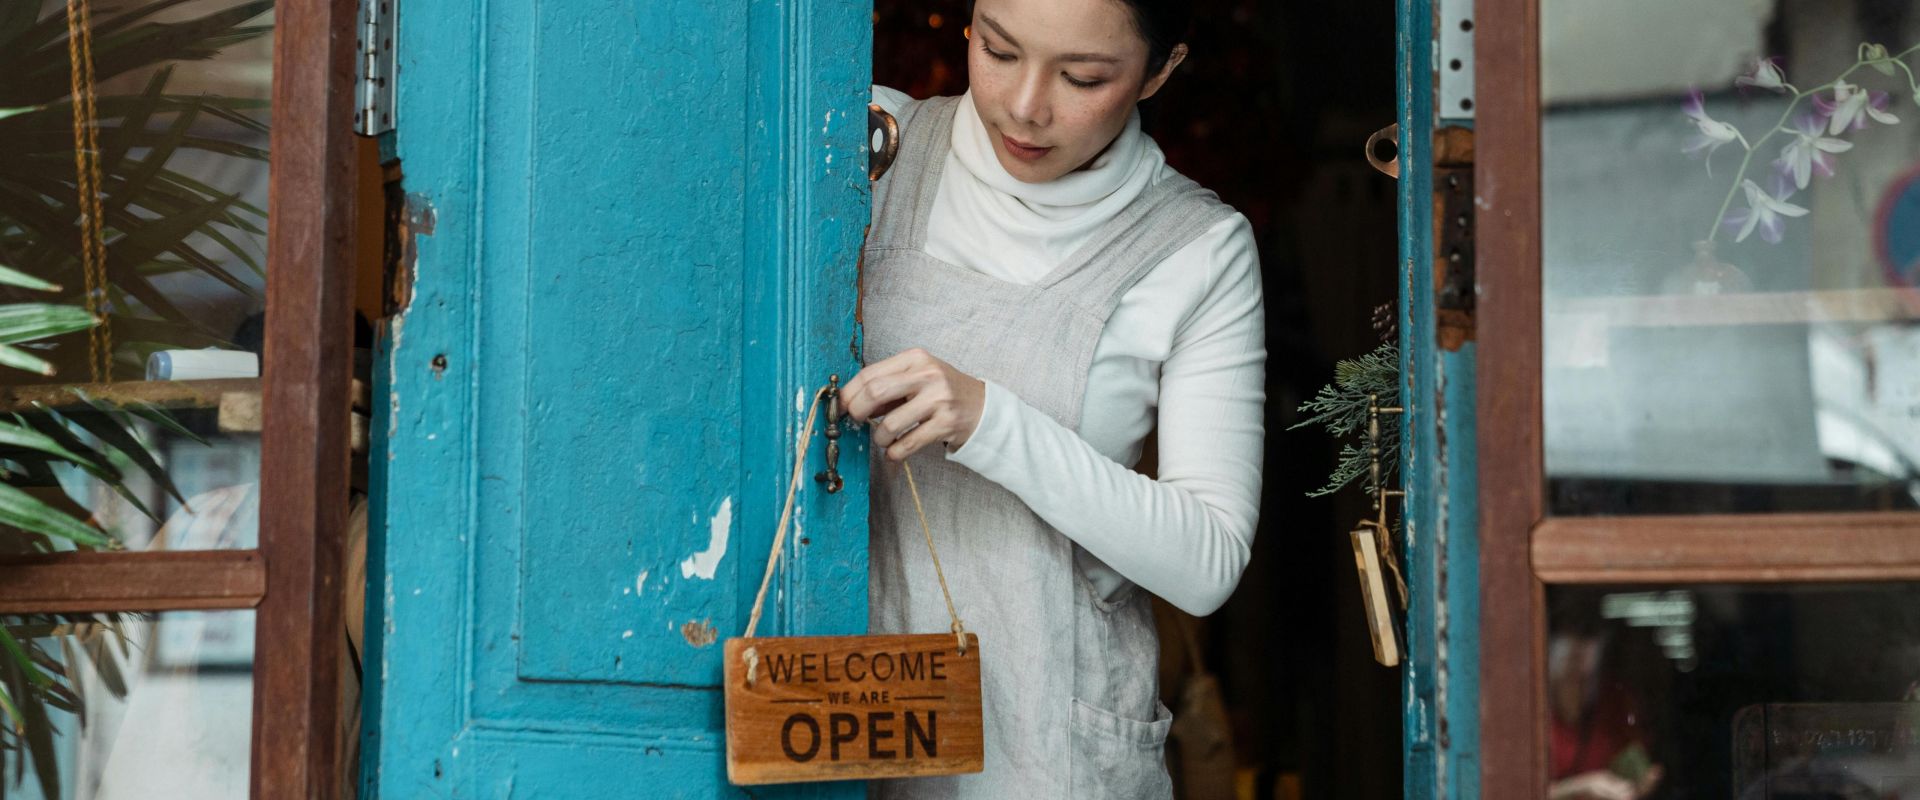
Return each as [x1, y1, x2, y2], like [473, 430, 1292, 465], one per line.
[977, 14, 1122, 64]
[978, 15, 1021, 48]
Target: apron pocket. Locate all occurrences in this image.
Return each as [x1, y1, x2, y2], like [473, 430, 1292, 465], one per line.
[1068, 698, 1175, 800]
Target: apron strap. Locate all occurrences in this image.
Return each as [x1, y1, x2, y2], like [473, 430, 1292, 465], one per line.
[868, 95, 962, 251]
[1041, 173, 1239, 322]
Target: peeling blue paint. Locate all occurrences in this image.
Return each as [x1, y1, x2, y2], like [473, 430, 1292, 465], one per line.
[362, 0, 873, 795]
[1400, 0, 1483, 796]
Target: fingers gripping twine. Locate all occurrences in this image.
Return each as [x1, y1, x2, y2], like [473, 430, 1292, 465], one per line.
[738, 381, 971, 688]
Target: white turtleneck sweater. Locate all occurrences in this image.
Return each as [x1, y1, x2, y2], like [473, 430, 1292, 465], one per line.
[872, 87, 1265, 617]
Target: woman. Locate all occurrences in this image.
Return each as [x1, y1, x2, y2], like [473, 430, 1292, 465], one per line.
[838, 0, 1265, 795]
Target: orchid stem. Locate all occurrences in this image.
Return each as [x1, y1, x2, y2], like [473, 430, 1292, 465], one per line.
[1894, 59, 1918, 93]
[1705, 91, 1807, 242]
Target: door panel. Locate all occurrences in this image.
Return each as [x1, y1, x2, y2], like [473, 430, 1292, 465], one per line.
[515, 0, 753, 689]
[363, 0, 872, 795]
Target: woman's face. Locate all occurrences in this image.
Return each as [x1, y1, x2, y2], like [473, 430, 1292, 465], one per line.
[967, 0, 1182, 183]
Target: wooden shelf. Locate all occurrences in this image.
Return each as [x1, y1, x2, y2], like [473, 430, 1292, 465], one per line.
[0, 378, 261, 414]
[0, 377, 370, 449]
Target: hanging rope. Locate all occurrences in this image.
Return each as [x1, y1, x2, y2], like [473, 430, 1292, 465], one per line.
[740, 381, 970, 687]
[900, 460, 968, 655]
[63, 0, 112, 383]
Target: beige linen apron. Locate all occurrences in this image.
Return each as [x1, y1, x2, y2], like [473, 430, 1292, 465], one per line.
[862, 95, 1235, 799]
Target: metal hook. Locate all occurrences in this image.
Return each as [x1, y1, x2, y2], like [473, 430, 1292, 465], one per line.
[1364, 123, 1400, 179]
[868, 104, 900, 182]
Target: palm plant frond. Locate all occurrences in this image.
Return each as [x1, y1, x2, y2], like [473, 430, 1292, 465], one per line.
[0, 0, 273, 383]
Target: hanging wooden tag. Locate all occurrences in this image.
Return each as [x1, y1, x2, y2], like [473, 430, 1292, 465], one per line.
[1350, 528, 1402, 667]
[724, 633, 985, 785]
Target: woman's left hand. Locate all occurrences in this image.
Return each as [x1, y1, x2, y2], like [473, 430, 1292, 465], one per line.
[839, 348, 986, 462]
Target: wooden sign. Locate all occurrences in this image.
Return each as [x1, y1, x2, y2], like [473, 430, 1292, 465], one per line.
[1350, 528, 1401, 667]
[724, 633, 984, 785]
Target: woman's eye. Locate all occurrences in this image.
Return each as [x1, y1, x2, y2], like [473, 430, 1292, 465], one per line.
[982, 43, 1014, 62]
[1064, 74, 1106, 89]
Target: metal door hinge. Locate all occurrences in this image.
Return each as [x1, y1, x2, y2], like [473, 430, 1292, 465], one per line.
[1434, 127, 1474, 350]
[1438, 0, 1475, 118]
[355, 0, 397, 136]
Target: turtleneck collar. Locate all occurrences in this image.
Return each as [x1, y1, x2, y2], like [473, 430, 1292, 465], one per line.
[949, 89, 1155, 215]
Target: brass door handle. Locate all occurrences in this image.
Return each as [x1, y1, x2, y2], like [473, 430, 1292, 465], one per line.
[814, 376, 845, 493]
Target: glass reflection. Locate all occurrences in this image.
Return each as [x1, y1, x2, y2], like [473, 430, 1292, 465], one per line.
[1548, 584, 1920, 800]
[4, 610, 254, 799]
[0, 1, 272, 553]
[1542, 0, 1920, 515]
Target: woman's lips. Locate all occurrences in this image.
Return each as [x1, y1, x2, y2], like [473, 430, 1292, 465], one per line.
[1002, 134, 1052, 161]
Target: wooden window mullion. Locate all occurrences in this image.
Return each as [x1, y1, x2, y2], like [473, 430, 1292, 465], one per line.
[1474, 0, 1546, 792]
[251, 0, 360, 795]
[0, 551, 266, 613]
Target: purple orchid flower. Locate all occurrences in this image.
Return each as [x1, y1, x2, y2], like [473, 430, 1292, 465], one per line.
[1734, 57, 1788, 92]
[1682, 88, 1741, 168]
[1773, 112, 1853, 190]
[1722, 173, 1807, 245]
[1812, 80, 1900, 134]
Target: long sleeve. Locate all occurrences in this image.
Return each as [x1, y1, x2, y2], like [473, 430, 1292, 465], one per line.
[943, 216, 1266, 616]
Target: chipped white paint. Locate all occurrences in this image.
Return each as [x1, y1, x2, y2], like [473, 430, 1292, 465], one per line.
[679, 497, 732, 580]
[636, 569, 649, 595]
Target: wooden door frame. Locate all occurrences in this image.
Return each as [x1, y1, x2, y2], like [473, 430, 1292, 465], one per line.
[1473, 0, 1920, 795]
[253, 0, 359, 795]
[0, 0, 359, 796]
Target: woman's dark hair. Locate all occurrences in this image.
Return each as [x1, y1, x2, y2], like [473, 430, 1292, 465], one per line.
[1114, 0, 1190, 77]
[965, 0, 1191, 78]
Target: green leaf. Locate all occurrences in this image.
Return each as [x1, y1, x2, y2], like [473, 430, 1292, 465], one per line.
[0, 344, 56, 376]
[0, 629, 48, 689]
[0, 680, 21, 733]
[0, 420, 100, 470]
[127, 402, 209, 447]
[40, 406, 188, 508]
[0, 264, 59, 292]
[0, 481, 114, 548]
[0, 303, 96, 345]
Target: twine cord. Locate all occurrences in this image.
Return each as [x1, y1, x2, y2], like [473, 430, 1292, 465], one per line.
[740, 382, 970, 687]
[62, 0, 111, 382]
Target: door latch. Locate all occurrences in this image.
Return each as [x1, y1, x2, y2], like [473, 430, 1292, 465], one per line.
[814, 376, 845, 493]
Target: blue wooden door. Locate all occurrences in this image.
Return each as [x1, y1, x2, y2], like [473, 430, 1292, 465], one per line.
[1399, 0, 1482, 796]
[359, 1, 873, 796]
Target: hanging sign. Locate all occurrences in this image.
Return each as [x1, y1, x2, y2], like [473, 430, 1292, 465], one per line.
[724, 633, 984, 784]
[725, 382, 983, 785]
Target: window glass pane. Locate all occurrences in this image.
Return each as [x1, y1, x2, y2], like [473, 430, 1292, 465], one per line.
[4, 609, 254, 798]
[1541, 0, 1920, 515]
[0, 2, 272, 551]
[1547, 584, 1920, 800]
